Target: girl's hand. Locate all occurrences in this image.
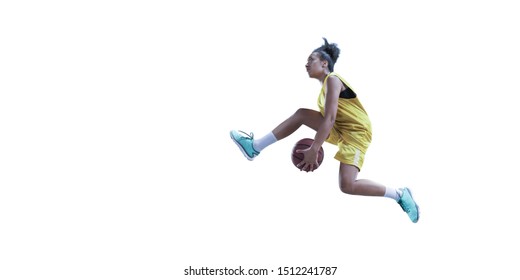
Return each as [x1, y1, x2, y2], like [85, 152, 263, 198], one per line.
[295, 147, 319, 172]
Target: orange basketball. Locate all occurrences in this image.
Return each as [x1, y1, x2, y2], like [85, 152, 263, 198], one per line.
[291, 138, 324, 171]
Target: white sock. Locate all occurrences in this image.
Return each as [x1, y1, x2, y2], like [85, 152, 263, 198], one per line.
[253, 132, 277, 152]
[384, 187, 402, 202]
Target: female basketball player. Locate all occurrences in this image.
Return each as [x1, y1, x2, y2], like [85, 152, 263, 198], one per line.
[230, 38, 419, 223]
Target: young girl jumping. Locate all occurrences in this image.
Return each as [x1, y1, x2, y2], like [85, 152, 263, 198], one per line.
[230, 38, 420, 223]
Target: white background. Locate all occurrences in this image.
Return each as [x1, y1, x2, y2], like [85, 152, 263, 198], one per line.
[1, 0, 519, 279]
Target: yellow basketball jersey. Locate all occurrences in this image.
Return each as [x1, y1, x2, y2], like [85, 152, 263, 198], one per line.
[317, 72, 372, 152]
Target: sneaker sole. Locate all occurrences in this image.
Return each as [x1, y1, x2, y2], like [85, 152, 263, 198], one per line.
[404, 187, 420, 223]
[229, 131, 254, 161]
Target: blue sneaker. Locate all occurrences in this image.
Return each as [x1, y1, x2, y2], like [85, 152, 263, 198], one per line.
[397, 187, 420, 223]
[230, 130, 260, 161]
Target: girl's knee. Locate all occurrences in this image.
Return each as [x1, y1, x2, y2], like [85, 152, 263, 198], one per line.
[339, 164, 359, 195]
[340, 181, 356, 194]
[294, 108, 308, 118]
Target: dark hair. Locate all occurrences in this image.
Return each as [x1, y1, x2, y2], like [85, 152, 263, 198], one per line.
[313, 38, 340, 72]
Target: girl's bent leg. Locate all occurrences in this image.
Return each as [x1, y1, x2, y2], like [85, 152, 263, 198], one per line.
[338, 163, 386, 196]
[272, 108, 323, 140]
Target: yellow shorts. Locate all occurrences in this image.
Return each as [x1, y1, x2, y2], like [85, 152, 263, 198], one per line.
[326, 128, 367, 171]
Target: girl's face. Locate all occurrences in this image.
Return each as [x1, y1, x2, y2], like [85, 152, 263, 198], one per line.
[305, 52, 327, 79]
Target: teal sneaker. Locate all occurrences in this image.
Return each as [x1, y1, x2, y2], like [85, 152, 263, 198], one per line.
[397, 187, 420, 223]
[230, 130, 260, 161]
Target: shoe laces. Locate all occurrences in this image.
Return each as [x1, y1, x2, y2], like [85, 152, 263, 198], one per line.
[237, 130, 254, 140]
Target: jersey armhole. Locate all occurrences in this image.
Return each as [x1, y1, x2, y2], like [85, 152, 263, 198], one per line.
[339, 82, 357, 99]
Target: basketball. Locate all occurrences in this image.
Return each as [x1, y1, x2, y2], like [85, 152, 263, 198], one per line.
[291, 138, 324, 171]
